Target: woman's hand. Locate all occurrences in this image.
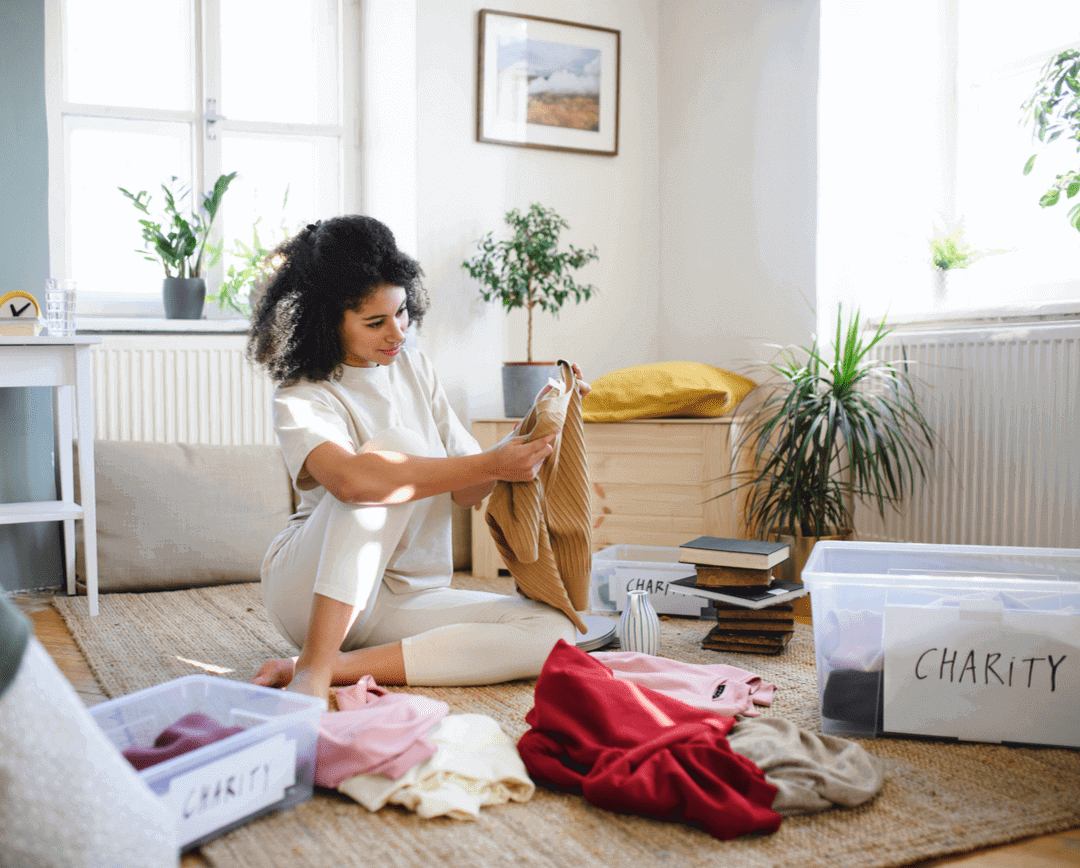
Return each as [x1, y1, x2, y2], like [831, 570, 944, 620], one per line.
[485, 432, 558, 482]
[570, 363, 591, 399]
[536, 363, 591, 402]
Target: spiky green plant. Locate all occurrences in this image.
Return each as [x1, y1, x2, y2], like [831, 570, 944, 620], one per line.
[726, 307, 935, 539]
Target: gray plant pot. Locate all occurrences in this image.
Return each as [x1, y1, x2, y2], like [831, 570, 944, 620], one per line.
[163, 277, 206, 320]
[502, 362, 560, 417]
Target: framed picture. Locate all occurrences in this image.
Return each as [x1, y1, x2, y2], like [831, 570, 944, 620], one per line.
[477, 9, 620, 156]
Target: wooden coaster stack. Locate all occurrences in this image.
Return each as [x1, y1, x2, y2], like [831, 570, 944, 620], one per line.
[675, 537, 797, 655]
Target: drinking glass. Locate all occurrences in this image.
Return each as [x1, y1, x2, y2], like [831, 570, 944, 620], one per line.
[45, 279, 77, 337]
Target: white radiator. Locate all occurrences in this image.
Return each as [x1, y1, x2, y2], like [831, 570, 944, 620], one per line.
[89, 335, 277, 446]
[859, 319, 1080, 549]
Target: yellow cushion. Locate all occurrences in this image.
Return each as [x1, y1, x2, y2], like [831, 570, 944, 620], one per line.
[581, 361, 756, 422]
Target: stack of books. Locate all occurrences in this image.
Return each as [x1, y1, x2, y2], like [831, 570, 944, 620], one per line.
[666, 536, 801, 655]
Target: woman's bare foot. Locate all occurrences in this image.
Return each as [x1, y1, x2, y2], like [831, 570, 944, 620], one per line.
[252, 657, 296, 689]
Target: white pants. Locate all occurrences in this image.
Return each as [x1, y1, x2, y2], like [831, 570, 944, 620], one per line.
[261, 427, 575, 686]
[0, 640, 179, 868]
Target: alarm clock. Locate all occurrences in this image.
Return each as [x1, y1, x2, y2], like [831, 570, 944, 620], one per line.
[0, 290, 44, 336]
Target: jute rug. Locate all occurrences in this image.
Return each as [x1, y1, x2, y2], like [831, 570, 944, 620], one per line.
[55, 576, 1080, 868]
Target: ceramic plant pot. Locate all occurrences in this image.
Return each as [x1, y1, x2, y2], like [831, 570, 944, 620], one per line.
[617, 589, 661, 655]
[501, 362, 560, 417]
[777, 528, 854, 618]
[163, 277, 206, 320]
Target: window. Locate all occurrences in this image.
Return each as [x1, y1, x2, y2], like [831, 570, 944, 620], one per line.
[45, 0, 359, 318]
[817, 0, 1080, 327]
[955, 1, 1080, 310]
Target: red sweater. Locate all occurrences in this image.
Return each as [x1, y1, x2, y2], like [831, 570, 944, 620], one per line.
[517, 640, 781, 840]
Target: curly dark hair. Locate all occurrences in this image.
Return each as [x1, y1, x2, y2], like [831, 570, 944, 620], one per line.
[247, 215, 430, 384]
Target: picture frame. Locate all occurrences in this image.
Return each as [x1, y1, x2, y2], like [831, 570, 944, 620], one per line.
[476, 9, 620, 156]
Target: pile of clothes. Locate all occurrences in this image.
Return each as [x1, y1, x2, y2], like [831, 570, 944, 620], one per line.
[126, 641, 883, 840]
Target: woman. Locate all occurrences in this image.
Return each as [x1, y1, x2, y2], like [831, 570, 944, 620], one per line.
[247, 215, 585, 701]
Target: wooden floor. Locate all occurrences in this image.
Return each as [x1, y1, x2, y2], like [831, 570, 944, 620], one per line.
[10, 589, 1080, 868]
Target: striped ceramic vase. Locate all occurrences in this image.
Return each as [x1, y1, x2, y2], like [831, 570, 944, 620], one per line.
[617, 589, 660, 655]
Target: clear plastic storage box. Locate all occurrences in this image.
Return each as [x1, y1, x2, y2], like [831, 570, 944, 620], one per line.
[590, 544, 716, 618]
[802, 541, 1080, 747]
[90, 674, 325, 851]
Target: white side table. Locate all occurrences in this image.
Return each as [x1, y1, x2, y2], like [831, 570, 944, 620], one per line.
[0, 336, 102, 615]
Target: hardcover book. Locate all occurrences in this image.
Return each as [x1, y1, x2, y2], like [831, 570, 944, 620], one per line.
[678, 536, 791, 570]
[693, 564, 773, 587]
[667, 575, 808, 610]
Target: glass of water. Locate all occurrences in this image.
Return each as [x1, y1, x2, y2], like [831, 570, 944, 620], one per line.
[45, 279, 77, 337]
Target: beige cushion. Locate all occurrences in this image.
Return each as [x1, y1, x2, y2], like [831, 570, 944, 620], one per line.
[75, 441, 292, 592]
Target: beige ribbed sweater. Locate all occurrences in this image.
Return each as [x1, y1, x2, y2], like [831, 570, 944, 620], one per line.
[485, 360, 592, 633]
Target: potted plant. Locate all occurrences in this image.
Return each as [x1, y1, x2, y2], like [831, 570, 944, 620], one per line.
[1021, 48, 1080, 234]
[119, 172, 237, 319]
[929, 219, 983, 307]
[721, 306, 936, 588]
[463, 203, 598, 416]
[205, 193, 294, 318]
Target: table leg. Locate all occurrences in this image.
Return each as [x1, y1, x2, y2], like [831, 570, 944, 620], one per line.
[74, 347, 98, 617]
[55, 385, 76, 595]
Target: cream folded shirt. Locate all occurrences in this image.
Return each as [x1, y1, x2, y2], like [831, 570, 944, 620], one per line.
[337, 713, 534, 820]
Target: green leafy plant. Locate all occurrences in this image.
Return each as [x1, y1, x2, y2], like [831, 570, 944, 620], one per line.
[930, 220, 981, 270]
[722, 307, 935, 540]
[462, 203, 598, 362]
[119, 172, 237, 277]
[1021, 48, 1080, 233]
[205, 190, 294, 318]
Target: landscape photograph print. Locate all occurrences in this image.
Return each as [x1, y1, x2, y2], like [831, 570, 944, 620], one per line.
[477, 10, 620, 156]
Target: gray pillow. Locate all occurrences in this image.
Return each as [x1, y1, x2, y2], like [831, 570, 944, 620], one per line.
[74, 441, 292, 592]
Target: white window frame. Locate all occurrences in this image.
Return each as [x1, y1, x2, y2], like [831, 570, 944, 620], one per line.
[43, 0, 360, 322]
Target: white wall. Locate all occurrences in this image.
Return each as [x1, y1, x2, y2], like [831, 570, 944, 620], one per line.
[364, 0, 821, 421]
[412, 0, 662, 421]
[657, 0, 820, 372]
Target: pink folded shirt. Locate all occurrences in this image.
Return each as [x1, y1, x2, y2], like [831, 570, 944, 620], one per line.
[590, 651, 776, 717]
[315, 675, 449, 788]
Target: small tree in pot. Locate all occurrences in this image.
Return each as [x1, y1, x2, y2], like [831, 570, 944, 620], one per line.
[463, 203, 598, 416]
[119, 172, 237, 319]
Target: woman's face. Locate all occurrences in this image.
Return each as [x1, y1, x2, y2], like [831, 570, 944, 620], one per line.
[338, 284, 409, 367]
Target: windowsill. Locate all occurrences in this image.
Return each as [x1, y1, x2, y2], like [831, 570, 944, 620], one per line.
[75, 317, 251, 334]
[870, 298, 1080, 332]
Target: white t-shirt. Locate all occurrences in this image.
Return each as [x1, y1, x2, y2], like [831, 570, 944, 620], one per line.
[271, 348, 481, 594]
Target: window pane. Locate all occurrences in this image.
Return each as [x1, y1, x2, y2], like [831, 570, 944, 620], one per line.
[957, 1, 1080, 308]
[67, 118, 192, 299]
[218, 133, 341, 291]
[221, 132, 341, 231]
[220, 0, 340, 124]
[64, 0, 193, 110]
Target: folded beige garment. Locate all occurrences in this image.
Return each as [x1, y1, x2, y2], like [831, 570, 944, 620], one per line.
[485, 359, 591, 633]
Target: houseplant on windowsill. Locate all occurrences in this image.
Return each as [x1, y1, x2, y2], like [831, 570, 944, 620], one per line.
[929, 219, 983, 308]
[205, 193, 294, 319]
[119, 172, 237, 319]
[463, 203, 598, 416]
[720, 306, 935, 593]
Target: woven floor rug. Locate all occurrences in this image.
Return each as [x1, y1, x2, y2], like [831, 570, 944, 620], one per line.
[55, 577, 1080, 868]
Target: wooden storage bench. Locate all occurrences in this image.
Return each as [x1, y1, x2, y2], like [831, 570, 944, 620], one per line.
[469, 417, 746, 580]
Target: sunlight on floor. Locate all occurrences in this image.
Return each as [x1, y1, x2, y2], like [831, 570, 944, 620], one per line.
[175, 656, 234, 675]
